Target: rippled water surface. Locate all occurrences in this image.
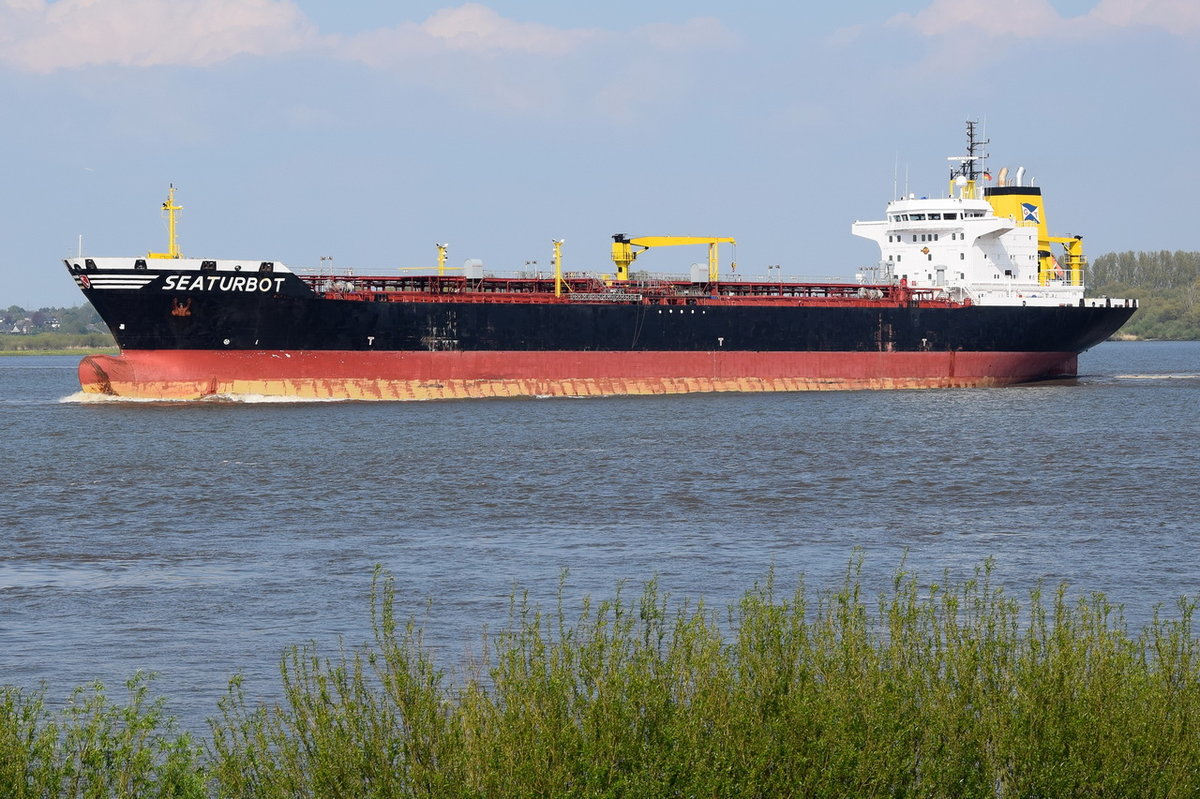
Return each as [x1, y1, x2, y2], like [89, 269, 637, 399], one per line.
[1, 341, 1198, 729]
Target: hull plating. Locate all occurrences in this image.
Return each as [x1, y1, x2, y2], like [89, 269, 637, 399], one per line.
[78, 349, 1080, 400]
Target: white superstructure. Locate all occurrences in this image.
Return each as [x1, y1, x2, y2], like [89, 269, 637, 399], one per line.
[851, 122, 1104, 308]
[851, 193, 1071, 307]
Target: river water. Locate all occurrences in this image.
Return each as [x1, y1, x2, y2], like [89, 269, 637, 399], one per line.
[1, 341, 1198, 730]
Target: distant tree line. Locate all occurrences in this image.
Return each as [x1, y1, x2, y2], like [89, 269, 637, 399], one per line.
[1088, 250, 1200, 340]
[1089, 250, 1200, 291]
[0, 304, 115, 351]
[2, 303, 106, 335]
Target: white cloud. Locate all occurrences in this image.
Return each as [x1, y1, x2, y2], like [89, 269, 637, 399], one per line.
[1089, 0, 1200, 33]
[0, 1, 740, 119]
[323, 5, 739, 115]
[890, 0, 1063, 39]
[0, 1, 737, 76]
[333, 4, 735, 68]
[417, 3, 596, 56]
[331, 4, 601, 68]
[0, 0, 317, 73]
[888, 0, 1200, 40]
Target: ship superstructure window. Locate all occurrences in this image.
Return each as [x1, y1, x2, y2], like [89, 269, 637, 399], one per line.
[259, 262, 274, 273]
[944, 213, 957, 220]
[910, 214, 926, 220]
[134, 259, 147, 269]
[201, 260, 217, 271]
[85, 259, 97, 270]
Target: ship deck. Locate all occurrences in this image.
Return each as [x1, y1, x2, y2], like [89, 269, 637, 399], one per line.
[297, 273, 964, 308]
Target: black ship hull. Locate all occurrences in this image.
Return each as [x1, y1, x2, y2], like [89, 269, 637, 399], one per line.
[72, 271, 1137, 400]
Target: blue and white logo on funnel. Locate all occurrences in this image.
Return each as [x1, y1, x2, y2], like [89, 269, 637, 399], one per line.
[1022, 202, 1040, 223]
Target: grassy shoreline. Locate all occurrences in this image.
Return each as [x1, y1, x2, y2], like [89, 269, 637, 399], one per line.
[0, 348, 117, 356]
[4, 562, 1200, 797]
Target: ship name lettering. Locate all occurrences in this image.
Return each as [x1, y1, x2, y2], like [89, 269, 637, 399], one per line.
[163, 274, 286, 293]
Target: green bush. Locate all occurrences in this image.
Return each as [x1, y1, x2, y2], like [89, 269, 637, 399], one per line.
[207, 562, 1200, 797]
[0, 673, 203, 798]
[5, 563, 1200, 796]
[0, 332, 115, 352]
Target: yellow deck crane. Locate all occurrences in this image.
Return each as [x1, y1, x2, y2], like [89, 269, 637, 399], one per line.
[610, 234, 736, 283]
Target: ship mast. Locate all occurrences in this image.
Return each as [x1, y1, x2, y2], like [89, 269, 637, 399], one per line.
[947, 120, 989, 197]
[148, 184, 184, 259]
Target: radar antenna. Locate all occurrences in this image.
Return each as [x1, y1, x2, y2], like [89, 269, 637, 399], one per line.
[948, 120, 989, 182]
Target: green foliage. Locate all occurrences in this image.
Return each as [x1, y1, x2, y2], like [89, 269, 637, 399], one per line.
[0, 332, 116, 352]
[1090, 250, 1200, 290]
[0, 673, 204, 798]
[1088, 250, 1200, 339]
[0, 303, 114, 350]
[7, 564, 1200, 796]
[204, 562, 1200, 797]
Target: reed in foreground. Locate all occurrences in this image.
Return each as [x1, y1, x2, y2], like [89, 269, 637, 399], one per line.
[209, 562, 1200, 798]
[4, 561, 1200, 797]
[0, 674, 203, 798]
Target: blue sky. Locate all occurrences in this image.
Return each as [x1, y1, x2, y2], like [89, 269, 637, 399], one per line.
[2, 0, 1197, 307]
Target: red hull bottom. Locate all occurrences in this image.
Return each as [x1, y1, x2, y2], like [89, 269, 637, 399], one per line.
[76, 350, 1080, 400]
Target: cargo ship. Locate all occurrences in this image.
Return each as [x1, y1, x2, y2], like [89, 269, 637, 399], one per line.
[66, 123, 1135, 400]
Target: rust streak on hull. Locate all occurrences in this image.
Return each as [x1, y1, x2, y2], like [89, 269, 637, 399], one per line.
[78, 350, 1080, 401]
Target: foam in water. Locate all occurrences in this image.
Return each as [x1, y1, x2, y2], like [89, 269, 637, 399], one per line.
[59, 391, 349, 404]
[1112, 373, 1200, 380]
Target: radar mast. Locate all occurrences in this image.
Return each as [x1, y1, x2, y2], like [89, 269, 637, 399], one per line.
[949, 120, 989, 182]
